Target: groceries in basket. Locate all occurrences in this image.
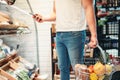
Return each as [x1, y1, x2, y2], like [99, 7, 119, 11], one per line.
[75, 61, 115, 80]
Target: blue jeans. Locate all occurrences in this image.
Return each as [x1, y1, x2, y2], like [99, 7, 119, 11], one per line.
[56, 30, 86, 80]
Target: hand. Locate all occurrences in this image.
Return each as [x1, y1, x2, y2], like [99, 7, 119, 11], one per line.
[88, 36, 98, 48]
[33, 14, 43, 23]
[5, 0, 16, 5]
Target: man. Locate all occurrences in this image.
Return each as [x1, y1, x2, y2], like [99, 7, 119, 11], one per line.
[33, 0, 97, 80]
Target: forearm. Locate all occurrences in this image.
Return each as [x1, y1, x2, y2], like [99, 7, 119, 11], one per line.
[34, 0, 56, 23]
[43, 12, 56, 22]
[85, 6, 97, 37]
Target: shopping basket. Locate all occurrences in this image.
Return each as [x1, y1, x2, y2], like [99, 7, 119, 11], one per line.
[75, 44, 111, 80]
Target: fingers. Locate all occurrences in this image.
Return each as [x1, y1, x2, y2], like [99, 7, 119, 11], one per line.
[88, 36, 98, 49]
[88, 40, 98, 48]
[5, 0, 16, 5]
[33, 14, 43, 22]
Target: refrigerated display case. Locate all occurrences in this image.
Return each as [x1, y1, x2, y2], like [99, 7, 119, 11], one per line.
[0, 0, 45, 79]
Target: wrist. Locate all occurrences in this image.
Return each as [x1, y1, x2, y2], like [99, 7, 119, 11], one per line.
[91, 33, 97, 37]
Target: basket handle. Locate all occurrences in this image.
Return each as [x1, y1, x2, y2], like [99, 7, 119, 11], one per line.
[85, 44, 107, 64]
[97, 44, 107, 64]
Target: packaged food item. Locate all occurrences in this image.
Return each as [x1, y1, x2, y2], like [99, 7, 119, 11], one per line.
[75, 64, 89, 80]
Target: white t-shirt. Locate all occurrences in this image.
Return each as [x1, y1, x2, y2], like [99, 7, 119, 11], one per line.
[55, 0, 87, 32]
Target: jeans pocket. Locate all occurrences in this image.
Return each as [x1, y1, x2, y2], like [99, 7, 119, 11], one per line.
[71, 30, 86, 39]
[71, 31, 82, 36]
